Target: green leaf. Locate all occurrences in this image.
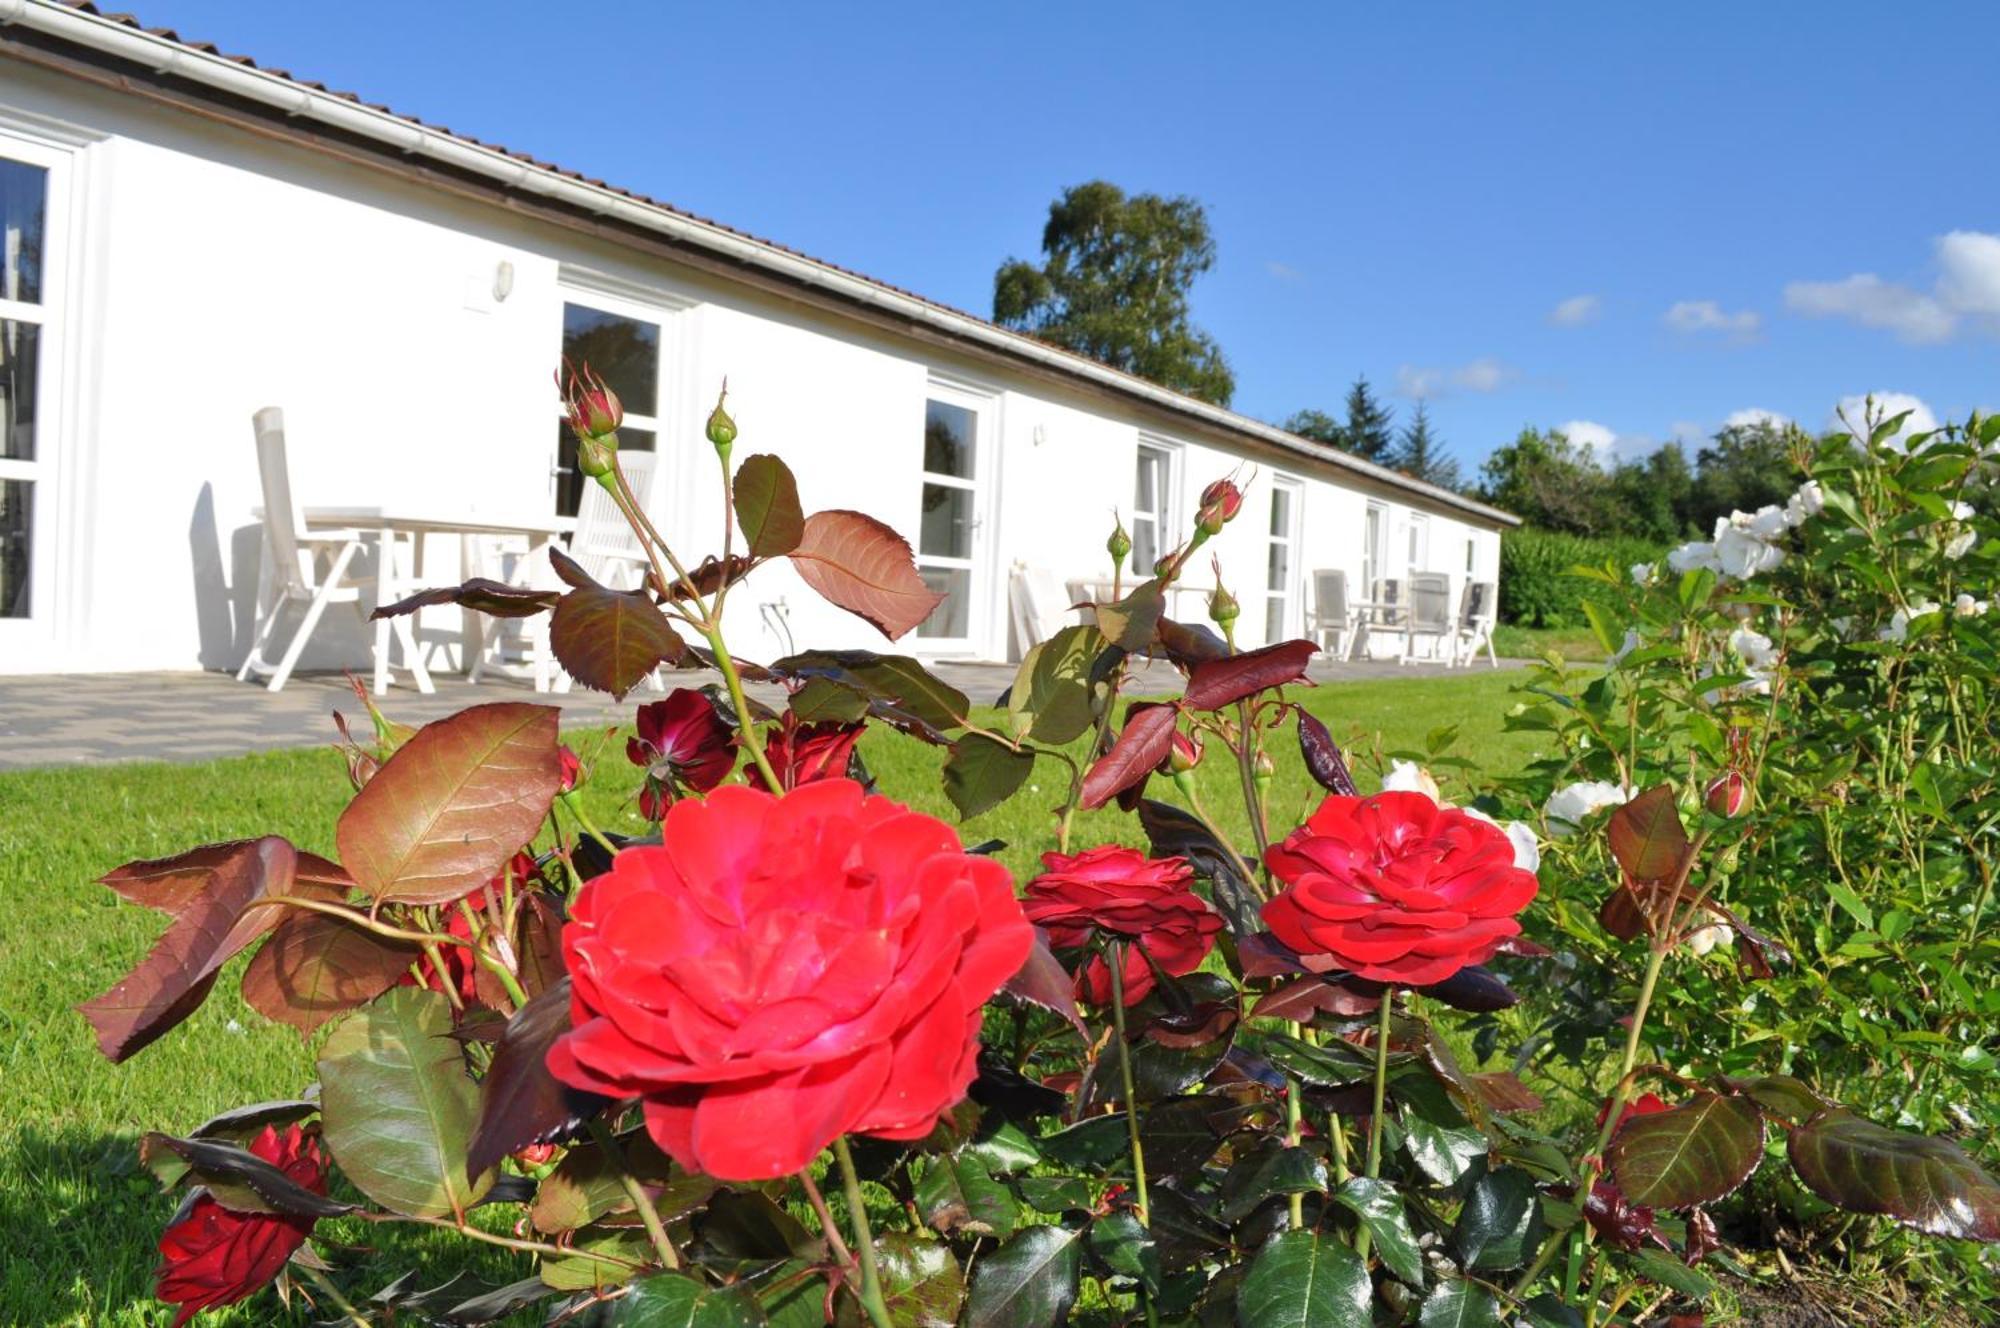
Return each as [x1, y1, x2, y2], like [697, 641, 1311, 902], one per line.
[1825, 878, 1875, 931]
[1624, 1248, 1713, 1298]
[1450, 1167, 1544, 1272]
[1037, 1116, 1129, 1172]
[789, 676, 870, 725]
[915, 1153, 1018, 1239]
[1088, 1210, 1161, 1293]
[942, 734, 1037, 820]
[1249, 1031, 1380, 1088]
[610, 1271, 769, 1324]
[1332, 1177, 1424, 1286]
[1787, 1109, 2000, 1240]
[963, 1120, 1042, 1176]
[732, 453, 805, 558]
[1219, 1145, 1329, 1223]
[1401, 1100, 1489, 1186]
[1605, 784, 1689, 884]
[770, 650, 970, 736]
[962, 1223, 1084, 1328]
[1580, 600, 1625, 659]
[1234, 1230, 1371, 1328]
[1417, 1280, 1504, 1328]
[540, 1224, 653, 1292]
[1093, 579, 1165, 652]
[860, 1232, 966, 1327]
[1017, 1176, 1091, 1214]
[1607, 1092, 1764, 1210]
[317, 987, 492, 1219]
[529, 1134, 709, 1234]
[335, 702, 562, 904]
[1521, 1294, 1586, 1328]
[1007, 623, 1101, 744]
[1138, 1094, 1226, 1180]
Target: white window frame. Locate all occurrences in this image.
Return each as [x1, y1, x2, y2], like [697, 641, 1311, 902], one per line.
[1407, 512, 1430, 574]
[1362, 501, 1387, 599]
[0, 129, 78, 657]
[912, 375, 1000, 656]
[1264, 475, 1304, 643]
[1131, 436, 1181, 576]
[551, 270, 694, 518]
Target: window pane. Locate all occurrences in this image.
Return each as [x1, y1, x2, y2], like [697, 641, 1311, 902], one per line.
[1265, 597, 1285, 642]
[916, 566, 970, 639]
[0, 159, 46, 306]
[1135, 449, 1161, 513]
[1267, 540, 1291, 592]
[0, 477, 29, 618]
[554, 421, 655, 518]
[562, 304, 660, 417]
[1, 318, 37, 462]
[924, 399, 976, 479]
[1131, 515, 1159, 576]
[919, 482, 973, 559]
[1269, 487, 1291, 537]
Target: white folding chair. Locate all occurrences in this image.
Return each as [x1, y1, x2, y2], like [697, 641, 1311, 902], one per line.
[236, 407, 372, 691]
[1009, 565, 1076, 655]
[549, 451, 665, 694]
[1401, 573, 1453, 665]
[1454, 580, 1499, 668]
[1307, 569, 1361, 660]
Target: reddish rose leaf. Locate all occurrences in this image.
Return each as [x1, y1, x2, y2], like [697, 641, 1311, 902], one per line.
[1607, 1092, 1765, 1210]
[1237, 932, 1313, 979]
[139, 1132, 355, 1218]
[1154, 617, 1230, 668]
[467, 977, 608, 1179]
[1249, 977, 1381, 1022]
[1000, 930, 1087, 1039]
[1079, 704, 1181, 810]
[370, 579, 559, 622]
[241, 909, 419, 1035]
[336, 703, 562, 907]
[788, 509, 945, 641]
[1600, 877, 1671, 941]
[732, 453, 805, 558]
[1470, 1072, 1545, 1116]
[1183, 639, 1319, 711]
[80, 837, 314, 1062]
[1787, 1110, 2000, 1241]
[662, 553, 755, 604]
[1607, 785, 1690, 884]
[1419, 965, 1520, 1013]
[549, 585, 687, 700]
[547, 544, 593, 590]
[1295, 707, 1359, 795]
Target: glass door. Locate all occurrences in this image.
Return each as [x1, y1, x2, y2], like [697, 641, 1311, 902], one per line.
[1264, 477, 1302, 642]
[913, 386, 992, 652]
[553, 296, 663, 516]
[0, 142, 62, 648]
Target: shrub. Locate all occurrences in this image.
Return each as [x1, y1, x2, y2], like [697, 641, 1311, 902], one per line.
[1499, 525, 1659, 627]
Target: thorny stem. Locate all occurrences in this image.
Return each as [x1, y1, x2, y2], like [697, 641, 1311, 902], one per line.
[1105, 943, 1152, 1226]
[797, 1166, 856, 1277]
[1283, 1020, 1306, 1231]
[609, 462, 709, 618]
[708, 627, 783, 792]
[242, 894, 463, 949]
[587, 1118, 681, 1271]
[293, 1260, 370, 1328]
[832, 1137, 894, 1328]
[561, 794, 621, 859]
[1234, 699, 1271, 869]
[420, 941, 464, 1013]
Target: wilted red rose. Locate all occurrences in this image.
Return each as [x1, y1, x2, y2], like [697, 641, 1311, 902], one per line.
[1023, 847, 1222, 1006]
[1263, 792, 1538, 985]
[155, 1123, 325, 1327]
[547, 780, 1031, 1180]
[628, 689, 736, 818]
[758, 716, 864, 792]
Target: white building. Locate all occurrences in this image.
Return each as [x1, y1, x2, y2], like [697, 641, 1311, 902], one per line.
[0, 2, 1514, 678]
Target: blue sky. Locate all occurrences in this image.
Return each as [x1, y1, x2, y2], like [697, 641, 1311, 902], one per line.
[144, 1, 2000, 474]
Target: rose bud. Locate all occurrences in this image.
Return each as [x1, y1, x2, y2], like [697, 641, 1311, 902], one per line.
[1107, 515, 1132, 569]
[1207, 581, 1240, 631]
[559, 361, 622, 440]
[1196, 477, 1244, 535]
[556, 745, 583, 795]
[1160, 729, 1203, 776]
[1704, 771, 1750, 818]
[510, 1143, 559, 1170]
[1154, 552, 1176, 579]
[705, 383, 738, 452]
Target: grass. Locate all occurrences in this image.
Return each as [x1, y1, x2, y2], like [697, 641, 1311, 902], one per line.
[1492, 622, 1608, 662]
[0, 668, 1542, 1326]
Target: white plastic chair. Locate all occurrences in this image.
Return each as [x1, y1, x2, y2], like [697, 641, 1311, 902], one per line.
[1401, 573, 1453, 665]
[1307, 569, 1361, 660]
[236, 407, 371, 691]
[548, 451, 665, 694]
[1009, 564, 1075, 655]
[1453, 580, 1499, 668]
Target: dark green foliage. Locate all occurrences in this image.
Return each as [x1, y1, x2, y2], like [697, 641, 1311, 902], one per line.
[992, 180, 1234, 405]
[1498, 527, 1658, 628]
[1394, 401, 1461, 490]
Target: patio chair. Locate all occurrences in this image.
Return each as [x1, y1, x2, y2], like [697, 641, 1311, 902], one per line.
[236, 407, 372, 692]
[1401, 573, 1453, 665]
[546, 451, 664, 694]
[1306, 569, 1361, 660]
[1453, 580, 1499, 668]
[1009, 564, 1075, 655]
[1357, 576, 1406, 660]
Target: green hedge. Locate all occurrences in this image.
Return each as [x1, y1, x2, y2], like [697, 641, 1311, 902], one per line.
[1499, 527, 1660, 627]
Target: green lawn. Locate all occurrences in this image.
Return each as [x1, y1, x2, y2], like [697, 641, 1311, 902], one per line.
[1491, 622, 1607, 662]
[0, 669, 1540, 1326]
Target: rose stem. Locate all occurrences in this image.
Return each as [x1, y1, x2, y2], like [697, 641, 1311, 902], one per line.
[1282, 1021, 1306, 1231]
[1105, 942, 1152, 1227]
[706, 625, 783, 792]
[294, 1261, 370, 1328]
[1364, 989, 1394, 1181]
[561, 794, 621, 859]
[797, 1166, 856, 1277]
[832, 1136, 895, 1328]
[586, 1118, 681, 1271]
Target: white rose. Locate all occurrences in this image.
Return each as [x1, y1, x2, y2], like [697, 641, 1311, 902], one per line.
[1465, 806, 1541, 874]
[1954, 592, 1989, 618]
[1745, 505, 1792, 540]
[1786, 480, 1825, 524]
[1713, 522, 1784, 579]
[1666, 541, 1720, 575]
[1946, 529, 1977, 561]
[1880, 598, 1942, 642]
[1728, 627, 1780, 670]
[1630, 563, 1653, 587]
[1952, 501, 1975, 521]
[1686, 921, 1735, 957]
[1544, 780, 1636, 836]
[1381, 759, 1441, 803]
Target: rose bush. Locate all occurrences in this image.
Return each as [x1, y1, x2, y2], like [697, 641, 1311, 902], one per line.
[82, 384, 2000, 1326]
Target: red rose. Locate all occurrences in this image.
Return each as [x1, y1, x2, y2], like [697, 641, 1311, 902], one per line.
[1263, 792, 1538, 985]
[557, 745, 583, 793]
[1023, 847, 1223, 1006]
[547, 780, 1031, 1180]
[1597, 1091, 1668, 1133]
[759, 717, 865, 791]
[628, 689, 736, 818]
[155, 1124, 325, 1327]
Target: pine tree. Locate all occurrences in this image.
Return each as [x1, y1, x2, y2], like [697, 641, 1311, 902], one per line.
[1282, 409, 1345, 449]
[1392, 401, 1460, 490]
[1341, 377, 1396, 464]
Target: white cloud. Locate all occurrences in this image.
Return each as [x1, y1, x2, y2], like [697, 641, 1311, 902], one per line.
[1786, 229, 2000, 344]
[1265, 260, 1303, 282]
[1559, 419, 1663, 467]
[1549, 294, 1601, 327]
[1664, 300, 1762, 338]
[1830, 392, 1938, 448]
[1723, 407, 1791, 430]
[1395, 357, 1516, 399]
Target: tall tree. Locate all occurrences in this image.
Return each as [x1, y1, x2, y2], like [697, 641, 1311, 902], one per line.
[1283, 409, 1345, 449]
[1341, 377, 1396, 464]
[1477, 426, 1615, 535]
[993, 181, 1235, 405]
[1608, 442, 1696, 542]
[1691, 419, 1795, 520]
[1392, 401, 1460, 490]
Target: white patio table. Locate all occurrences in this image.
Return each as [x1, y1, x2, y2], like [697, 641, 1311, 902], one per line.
[299, 506, 574, 695]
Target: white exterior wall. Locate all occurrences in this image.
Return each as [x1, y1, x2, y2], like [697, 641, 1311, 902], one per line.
[0, 65, 1506, 676]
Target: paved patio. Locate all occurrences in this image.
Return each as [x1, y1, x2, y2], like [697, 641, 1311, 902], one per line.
[0, 655, 1521, 768]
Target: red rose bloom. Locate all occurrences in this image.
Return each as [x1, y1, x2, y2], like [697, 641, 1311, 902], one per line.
[1263, 792, 1538, 985]
[547, 780, 1032, 1180]
[155, 1124, 325, 1327]
[1023, 847, 1222, 1006]
[628, 689, 736, 818]
[759, 717, 865, 791]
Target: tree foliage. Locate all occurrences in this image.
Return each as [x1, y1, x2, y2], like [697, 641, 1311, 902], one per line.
[993, 180, 1235, 406]
[1393, 401, 1460, 490]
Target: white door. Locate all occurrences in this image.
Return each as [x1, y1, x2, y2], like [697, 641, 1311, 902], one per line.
[0, 138, 69, 661]
[551, 290, 672, 517]
[1264, 477, 1303, 643]
[912, 383, 995, 654]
